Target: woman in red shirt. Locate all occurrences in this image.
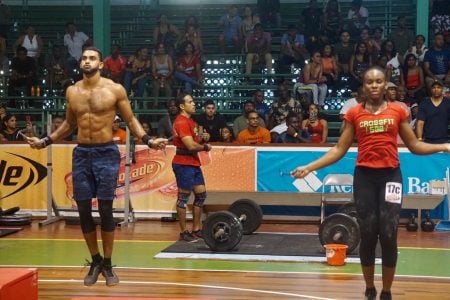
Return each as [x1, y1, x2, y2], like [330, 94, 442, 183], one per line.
[402, 53, 426, 103]
[174, 41, 202, 95]
[292, 66, 450, 300]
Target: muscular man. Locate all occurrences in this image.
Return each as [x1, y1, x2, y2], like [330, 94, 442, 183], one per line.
[26, 47, 167, 286]
[172, 94, 211, 242]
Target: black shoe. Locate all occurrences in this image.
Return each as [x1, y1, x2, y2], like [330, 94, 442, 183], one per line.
[192, 229, 203, 239]
[365, 287, 377, 300]
[102, 264, 119, 286]
[83, 259, 103, 286]
[179, 230, 198, 243]
[380, 290, 392, 300]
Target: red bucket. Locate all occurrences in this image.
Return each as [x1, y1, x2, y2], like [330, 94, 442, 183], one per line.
[324, 244, 348, 266]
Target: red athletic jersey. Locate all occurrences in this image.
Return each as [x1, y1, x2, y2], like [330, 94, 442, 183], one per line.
[172, 114, 201, 166]
[344, 102, 408, 168]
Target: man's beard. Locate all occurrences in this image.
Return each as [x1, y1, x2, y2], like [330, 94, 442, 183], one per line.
[81, 66, 99, 75]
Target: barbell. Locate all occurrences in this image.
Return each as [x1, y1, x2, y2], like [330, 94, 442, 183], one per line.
[203, 199, 263, 251]
[202, 200, 361, 254]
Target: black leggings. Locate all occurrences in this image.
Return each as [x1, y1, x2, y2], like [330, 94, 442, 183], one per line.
[354, 166, 402, 267]
[76, 199, 116, 234]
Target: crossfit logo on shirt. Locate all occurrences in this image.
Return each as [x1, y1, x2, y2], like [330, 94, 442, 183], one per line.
[359, 118, 394, 134]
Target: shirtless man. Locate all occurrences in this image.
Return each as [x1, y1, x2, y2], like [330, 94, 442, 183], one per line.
[26, 47, 167, 286]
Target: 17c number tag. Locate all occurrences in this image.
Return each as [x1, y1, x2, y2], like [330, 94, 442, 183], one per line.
[385, 182, 402, 204]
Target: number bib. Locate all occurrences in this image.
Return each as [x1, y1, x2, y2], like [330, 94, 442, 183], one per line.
[385, 182, 402, 204]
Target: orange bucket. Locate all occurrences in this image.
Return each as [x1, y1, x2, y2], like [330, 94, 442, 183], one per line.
[324, 244, 348, 266]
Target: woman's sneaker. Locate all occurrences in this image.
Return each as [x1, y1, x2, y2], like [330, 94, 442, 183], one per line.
[179, 230, 198, 243]
[83, 260, 103, 286]
[102, 264, 119, 286]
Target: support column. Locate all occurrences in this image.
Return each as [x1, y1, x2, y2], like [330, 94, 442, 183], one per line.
[93, 0, 111, 56]
[416, 0, 429, 43]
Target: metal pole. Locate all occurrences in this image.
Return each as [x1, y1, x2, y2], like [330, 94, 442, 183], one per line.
[120, 126, 131, 226]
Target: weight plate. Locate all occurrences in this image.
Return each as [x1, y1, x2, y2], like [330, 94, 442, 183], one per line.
[229, 199, 263, 235]
[337, 202, 358, 218]
[319, 213, 360, 254]
[203, 211, 243, 251]
[0, 207, 20, 216]
[0, 213, 32, 226]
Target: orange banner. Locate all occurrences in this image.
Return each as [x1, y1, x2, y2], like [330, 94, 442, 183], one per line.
[0, 144, 255, 212]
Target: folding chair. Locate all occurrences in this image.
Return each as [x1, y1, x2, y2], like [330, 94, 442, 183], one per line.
[320, 173, 354, 223]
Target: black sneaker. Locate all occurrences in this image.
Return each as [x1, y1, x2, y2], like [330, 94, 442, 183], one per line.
[380, 290, 392, 300]
[179, 231, 198, 243]
[364, 287, 377, 300]
[102, 264, 119, 286]
[83, 259, 103, 286]
[192, 229, 203, 239]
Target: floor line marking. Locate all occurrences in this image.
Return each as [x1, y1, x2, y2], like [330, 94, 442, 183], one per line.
[6, 264, 450, 280]
[38, 278, 335, 300]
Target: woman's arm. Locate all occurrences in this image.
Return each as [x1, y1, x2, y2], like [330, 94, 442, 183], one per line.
[320, 119, 328, 143]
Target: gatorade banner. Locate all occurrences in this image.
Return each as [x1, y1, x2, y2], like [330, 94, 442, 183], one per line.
[0, 144, 255, 212]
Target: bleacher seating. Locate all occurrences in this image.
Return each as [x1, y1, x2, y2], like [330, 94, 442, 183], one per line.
[1, 1, 429, 142]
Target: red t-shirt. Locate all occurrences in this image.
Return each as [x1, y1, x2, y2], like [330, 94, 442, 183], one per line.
[172, 114, 201, 166]
[103, 55, 127, 77]
[344, 102, 408, 168]
[177, 55, 200, 79]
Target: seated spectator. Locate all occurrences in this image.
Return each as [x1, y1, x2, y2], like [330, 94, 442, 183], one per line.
[253, 89, 270, 124]
[196, 100, 227, 142]
[245, 23, 273, 75]
[301, 0, 323, 43]
[323, 0, 343, 44]
[256, 0, 281, 30]
[349, 41, 372, 90]
[404, 34, 428, 66]
[268, 84, 303, 129]
[151, 42, 174, 106]
[372, 26, 385, 52]
[0, 114, 35, 142]
[174, 41, 202, 95]
[8, 46, 36, 98]
[294, 50, 327, 107]
[219, 125, 235, 143]
[112, 115, 126, 144]
[403, 53, 426, 103]
[157, 99, 179, 138]
[12, 25, 43, 64]
[0, 103, 6, 120]
[409, 102, 419, 130]
[423, 32, 450, 90]
[63, 22, 91, 72]
[416, 80, 450, 144]
[396, 84, 413, 107]
[377, 39, 404, 86]
[218, 5, 242, 53]
[123, 47, 151, 98]
[301, 103, 328, 143]
[240, 5, 260, 42]
[339, 86, 364, 133]
[346, 0, 369, 38]
[184, 15, 202, 38]
[334, 30, 354, 75]
[0, 47, 9, 74]
[276, 112, 310, 143]
[321, 44, 339, 91]
[360, 26, 380, 61]
[236, 111, 271, 144]
[278, 24, 307, 73]
[103, 44, 127, 83]
[136, 119, 154, 144]
[429, 0, 450, 35]
[46, 44, 72, 93]
[233, 99, 266, 137]
[177, 24, 204, 60]
[47, 114, 74, 141]
[153, 13, 180, 58]
[388, 16, 415, 55]
[385, 82, 410, 117]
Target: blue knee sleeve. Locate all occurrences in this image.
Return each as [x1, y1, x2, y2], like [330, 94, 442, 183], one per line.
[193, 192, 207, 208]
[176, 192, 191, 209]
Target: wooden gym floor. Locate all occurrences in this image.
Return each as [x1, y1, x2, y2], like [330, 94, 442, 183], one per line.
[1, 219, 450, 300]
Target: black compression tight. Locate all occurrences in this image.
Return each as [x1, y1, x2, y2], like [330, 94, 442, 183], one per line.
[354, 166, 402, 268]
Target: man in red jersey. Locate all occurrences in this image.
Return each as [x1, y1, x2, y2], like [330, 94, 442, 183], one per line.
[172, 94, 211, 242]
[292, 66, 450, 300]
